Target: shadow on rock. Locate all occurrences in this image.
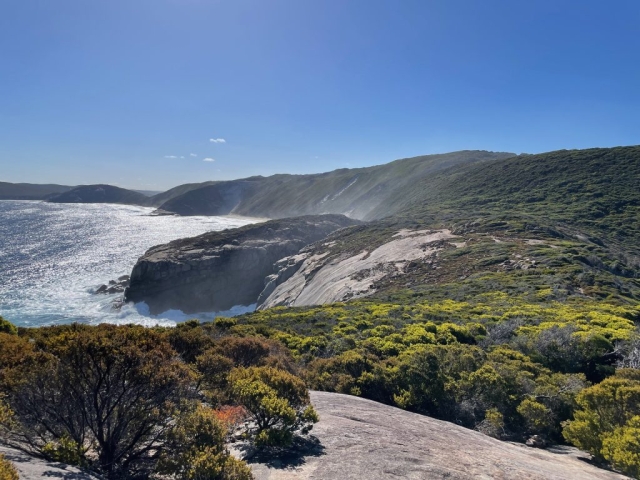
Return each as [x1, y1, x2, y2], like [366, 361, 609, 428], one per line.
[42, 470, 94, 479]
[238, 435, 326, 469]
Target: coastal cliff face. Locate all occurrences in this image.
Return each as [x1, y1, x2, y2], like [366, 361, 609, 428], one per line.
[124, 215, 358, 314]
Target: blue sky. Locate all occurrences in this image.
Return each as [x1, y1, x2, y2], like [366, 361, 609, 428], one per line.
[1, 0, 639, 190]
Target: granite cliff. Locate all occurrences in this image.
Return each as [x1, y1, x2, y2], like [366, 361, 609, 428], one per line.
[124, 215, 358, 314]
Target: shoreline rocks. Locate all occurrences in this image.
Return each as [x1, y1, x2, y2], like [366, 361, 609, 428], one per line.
[95, 275, 130, 295]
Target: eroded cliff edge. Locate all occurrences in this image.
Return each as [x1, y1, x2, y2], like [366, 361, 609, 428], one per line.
[124, 215, 359, 314]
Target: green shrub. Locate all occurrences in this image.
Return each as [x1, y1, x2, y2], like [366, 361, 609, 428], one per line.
[563, 370, 640, 461]
[601, 415, 640, 479]
[158, 404, 253, 480]
[228, 366, 318, 448]
[0, 317, 17, 335]
[0, 454, 19, 480]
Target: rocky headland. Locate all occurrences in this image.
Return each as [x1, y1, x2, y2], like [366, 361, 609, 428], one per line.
[124, 215, 359, 314]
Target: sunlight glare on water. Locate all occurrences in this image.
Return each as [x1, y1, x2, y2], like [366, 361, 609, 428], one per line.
[0, 201, 258, 327]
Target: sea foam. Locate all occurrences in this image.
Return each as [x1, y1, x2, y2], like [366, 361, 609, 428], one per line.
[0, 201, 258, 327]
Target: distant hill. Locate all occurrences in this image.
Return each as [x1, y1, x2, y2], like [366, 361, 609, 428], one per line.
[43, 181, 220, 208]
[48, 184, 152, 206]
[155, 150, 514, 219]
[148, 180, 219, 208]
[41, 151, 514, 218]
[134, 190, 163, 197]
[0, 182, 73, 200]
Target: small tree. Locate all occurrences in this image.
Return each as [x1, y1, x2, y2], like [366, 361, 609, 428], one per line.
[228, 367, 318, 448]
[1, 325, 195, 479]
[157, 404, 253, 480]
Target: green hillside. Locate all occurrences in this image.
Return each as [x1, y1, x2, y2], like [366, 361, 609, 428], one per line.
[397, 146, 640, 252]
[156, 150, 513, 219]
[148, 180, 219, 207]
[221, 145, 640, 476]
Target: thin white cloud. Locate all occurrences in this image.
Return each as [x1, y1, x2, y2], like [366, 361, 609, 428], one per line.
[164, 155, 178, 159]
[203, 158, 215, 162]
[190, 153, 197, 157]
[209, 138, 226, 143]
[180, 156, 185, 159]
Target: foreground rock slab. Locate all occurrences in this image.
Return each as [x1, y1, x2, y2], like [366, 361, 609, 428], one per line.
[0, 446, 97, 480]
[244, 391, 629, 480]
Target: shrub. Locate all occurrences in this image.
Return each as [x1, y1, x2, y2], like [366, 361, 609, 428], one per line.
[563, 369, 640, 462]
[0, 455, 18, 480]
[228, 366, 318, 448]
[157, 404, 253, 480]
[601, 415, 640, 478]
[216, 337, 271, 368]
[0, 317, 17, 335]
[517, 398, 553, 435]
[2, 324, 195, 479]
[477, 408, 504, 438]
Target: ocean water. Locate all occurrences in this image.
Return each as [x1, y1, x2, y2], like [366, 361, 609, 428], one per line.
[0, 201, 259, 327]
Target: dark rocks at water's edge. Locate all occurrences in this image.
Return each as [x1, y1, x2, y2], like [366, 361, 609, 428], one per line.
[95, 275, 130, 295]
[124, 215, 359, 315]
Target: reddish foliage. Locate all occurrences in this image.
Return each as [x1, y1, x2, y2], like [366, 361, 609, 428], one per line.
[213, 405, 248, 429]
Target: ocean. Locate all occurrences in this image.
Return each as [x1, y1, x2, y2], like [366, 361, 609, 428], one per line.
[0, 201, 258, 327]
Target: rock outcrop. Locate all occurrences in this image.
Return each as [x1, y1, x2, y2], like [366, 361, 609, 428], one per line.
[241, 391, 629, 480]
[258, 229, 461, 309]
[124, 215, 359, 314]
[95, 275, 130, 295]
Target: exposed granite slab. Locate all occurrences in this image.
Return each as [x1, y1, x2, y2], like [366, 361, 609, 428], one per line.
[242, 391, 629, 480]
[0, 446, 97, 480]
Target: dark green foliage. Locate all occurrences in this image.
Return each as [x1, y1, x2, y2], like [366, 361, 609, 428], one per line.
[228, 366, 318, 448]
[0, 317, 17, 335]
[0, 326, 310, 478]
